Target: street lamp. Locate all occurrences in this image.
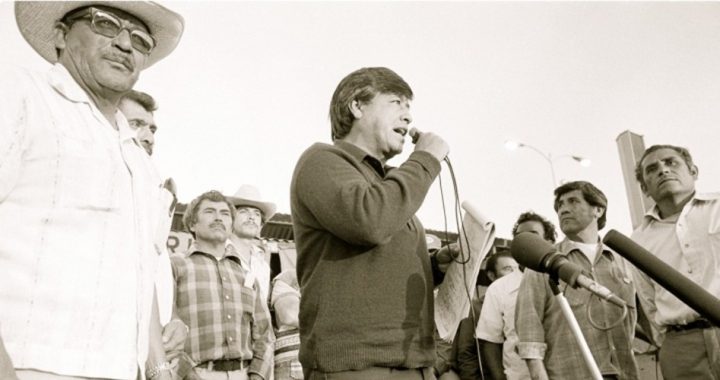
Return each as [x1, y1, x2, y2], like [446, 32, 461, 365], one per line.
[504, 140, 591, 186]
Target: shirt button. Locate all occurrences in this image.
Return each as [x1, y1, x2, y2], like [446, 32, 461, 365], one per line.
[227, 314, 232, 320]
[228, 337, 234, 342]
[225, 295, 230, 300]
[684, 244, 690, 248]
[688, 269, 693, 274]
[222, 276, 228, 281]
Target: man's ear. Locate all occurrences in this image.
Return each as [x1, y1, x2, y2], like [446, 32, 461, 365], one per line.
[53, 22, 69, 52]
[349, 100, 363, 119]
[690, 164, 699, 179]
[595, 206, 605, 219]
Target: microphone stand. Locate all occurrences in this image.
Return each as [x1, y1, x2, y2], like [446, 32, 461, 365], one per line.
[548, 276, 603, 380]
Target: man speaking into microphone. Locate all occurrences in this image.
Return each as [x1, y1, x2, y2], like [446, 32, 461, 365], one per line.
[290, 67, 449, 380]
[515, 181, 639, 380]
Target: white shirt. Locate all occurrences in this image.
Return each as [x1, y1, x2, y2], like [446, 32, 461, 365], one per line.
[476, 270, 530, 380]
[632, 192, 720, 344]
[0, 64, 163, 379]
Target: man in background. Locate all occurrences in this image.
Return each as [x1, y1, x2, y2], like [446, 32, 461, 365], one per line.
[172, 191, 274, 380]
[632, 144, 720, 379]
[228, 185, 277, 303]
[515, 181, 639, 379]
[477, 211, 557, 380]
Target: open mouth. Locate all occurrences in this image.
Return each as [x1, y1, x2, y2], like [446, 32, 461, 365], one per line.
[393, 127, 408, 137]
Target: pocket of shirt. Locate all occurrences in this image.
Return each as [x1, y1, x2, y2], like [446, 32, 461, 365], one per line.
[52, 123, 123, 211]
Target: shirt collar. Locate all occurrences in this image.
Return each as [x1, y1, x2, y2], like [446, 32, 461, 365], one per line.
[48, 63, 91, 104]
[556, 237, 614, 261]
[49, 64, 138, 144]
[643, 192, 720, 222]
[185, 239, 243, 262]
[334, 140, 388, 177]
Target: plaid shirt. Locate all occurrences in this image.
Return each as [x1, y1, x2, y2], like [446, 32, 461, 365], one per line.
[514, 239, 639, 379]
[171, 243, 274, 380]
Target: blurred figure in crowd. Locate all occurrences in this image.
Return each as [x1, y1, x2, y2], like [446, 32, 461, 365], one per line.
[228, 185, 277, 303]
[477, 211, 557, 380]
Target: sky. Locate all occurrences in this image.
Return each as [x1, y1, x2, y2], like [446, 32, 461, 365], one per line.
[3, 1, 720, 240]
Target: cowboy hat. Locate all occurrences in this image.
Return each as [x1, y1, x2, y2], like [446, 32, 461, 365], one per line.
[15, 1, 184, 69]
[227, 185, 277, 221]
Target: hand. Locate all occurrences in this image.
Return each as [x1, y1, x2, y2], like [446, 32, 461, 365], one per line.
[410, 128, 449, 162]
[435, 242, 460, 273]
[162, 319, 188, 353]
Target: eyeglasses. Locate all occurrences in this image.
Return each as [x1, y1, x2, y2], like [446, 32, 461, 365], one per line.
[64, 7, 156, 55]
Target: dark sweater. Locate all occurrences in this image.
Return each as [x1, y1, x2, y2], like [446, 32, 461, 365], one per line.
[290, 141, 442, 373]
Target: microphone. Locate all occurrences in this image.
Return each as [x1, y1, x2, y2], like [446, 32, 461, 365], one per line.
[408, 127, 421, 144]
[510, 232, 626, 308]
[603, 230, 720, 327]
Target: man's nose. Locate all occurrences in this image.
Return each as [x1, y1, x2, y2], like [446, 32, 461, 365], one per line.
[112, 29, 134, 53]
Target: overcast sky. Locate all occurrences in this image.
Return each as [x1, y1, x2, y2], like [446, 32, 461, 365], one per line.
[3, 1, 720, 240]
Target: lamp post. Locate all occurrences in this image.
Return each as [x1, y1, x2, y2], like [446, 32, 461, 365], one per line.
[504, 140, 591, 187]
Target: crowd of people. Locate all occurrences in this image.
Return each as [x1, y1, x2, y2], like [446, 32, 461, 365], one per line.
[1, 2, 720, 380]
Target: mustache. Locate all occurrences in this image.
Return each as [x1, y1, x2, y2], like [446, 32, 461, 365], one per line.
[209, 222, 226, 230]
[104, 52, 135, 71]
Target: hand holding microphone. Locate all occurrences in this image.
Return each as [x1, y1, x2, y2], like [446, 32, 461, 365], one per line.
[409, 128, 449, 162]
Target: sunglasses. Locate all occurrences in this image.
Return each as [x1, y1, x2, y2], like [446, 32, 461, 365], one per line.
[64, 7, 156, 55]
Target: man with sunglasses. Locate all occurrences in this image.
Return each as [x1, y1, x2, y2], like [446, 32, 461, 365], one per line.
[1, 2, 183, 380]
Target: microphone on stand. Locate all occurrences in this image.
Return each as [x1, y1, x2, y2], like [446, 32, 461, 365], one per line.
[603, 229, 720, 327]
[510, 232, 626, 308]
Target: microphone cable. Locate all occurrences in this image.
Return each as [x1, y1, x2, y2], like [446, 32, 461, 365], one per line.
[437, 155, 485, 380]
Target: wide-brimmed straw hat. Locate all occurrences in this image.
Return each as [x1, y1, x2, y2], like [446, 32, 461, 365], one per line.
[227, 185, 277, 221]
[15, 1, 184, 68]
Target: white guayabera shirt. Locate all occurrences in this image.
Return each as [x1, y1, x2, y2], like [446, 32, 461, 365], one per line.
[0, 64, 164, 380]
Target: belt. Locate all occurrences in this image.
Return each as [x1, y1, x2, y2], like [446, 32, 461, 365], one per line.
[667, 318, 713, 332]
[197, 359, 251, 371]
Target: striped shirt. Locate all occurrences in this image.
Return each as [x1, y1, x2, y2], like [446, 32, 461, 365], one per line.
[0, 63, 163, 379]
[171, 243, 274, 380]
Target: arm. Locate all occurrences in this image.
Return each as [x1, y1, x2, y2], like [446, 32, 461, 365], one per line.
[630, 263, 663, 347]
[146, 290, 173, 380]
[475, 283, 506, 380]
[294, 147, 441, 246]
[514, 271, 550, 380]
[249, 281, 275, 380]
[270, 271, 300, 329]
[525, 359, 549, 380]
[479, 340, 506, 380]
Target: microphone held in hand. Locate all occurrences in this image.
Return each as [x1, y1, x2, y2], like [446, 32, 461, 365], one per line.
[408, 127, 421, 144]
[510, 232, 627, 308]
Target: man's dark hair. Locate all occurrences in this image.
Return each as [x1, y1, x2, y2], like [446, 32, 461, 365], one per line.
[553, 181, 608, 230]
[183, 190, 235, 239]
[122, 90, 158, 113]
[634, 144, 695, 192]
[512, 211, 557, 243]
[329, 67, 413, 141]
[485, 249, 513, 278]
